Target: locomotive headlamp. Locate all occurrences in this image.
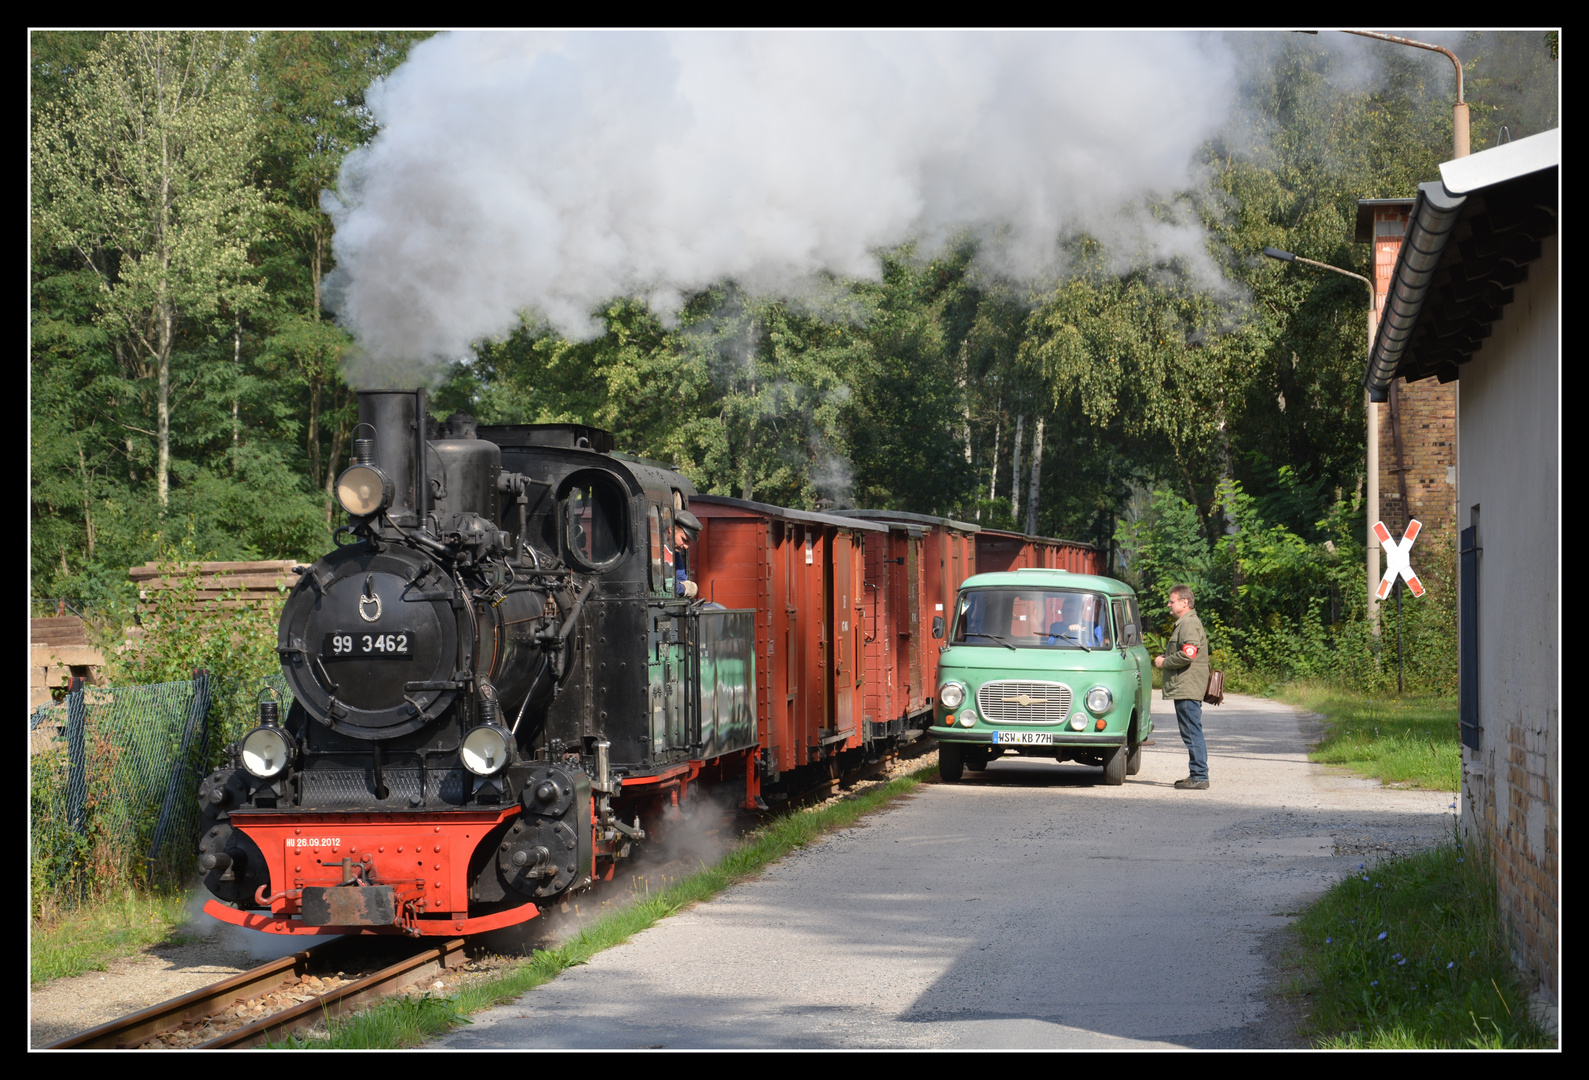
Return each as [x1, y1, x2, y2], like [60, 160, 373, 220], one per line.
[241, 726, 292, 779]
[938, 682, 966, 709]
[335, 463, 394, 518]
[461, 724, 513, 776]
[1085, 686, 1114, 715]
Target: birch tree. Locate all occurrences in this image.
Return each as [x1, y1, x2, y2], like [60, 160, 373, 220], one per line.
[32, 31, 265, 509]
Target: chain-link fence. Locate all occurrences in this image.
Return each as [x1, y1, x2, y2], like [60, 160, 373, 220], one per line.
[29, 671, 295, 906]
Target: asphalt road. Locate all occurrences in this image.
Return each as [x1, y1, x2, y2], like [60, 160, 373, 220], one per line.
[437, 693, 1456, 1050]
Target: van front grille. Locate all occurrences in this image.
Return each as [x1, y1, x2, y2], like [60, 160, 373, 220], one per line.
[976, 681, 1073, 724]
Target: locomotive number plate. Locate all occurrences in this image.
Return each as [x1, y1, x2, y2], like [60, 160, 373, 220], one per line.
[991, 731, 1054, 745]
[322, 631, 415, 659]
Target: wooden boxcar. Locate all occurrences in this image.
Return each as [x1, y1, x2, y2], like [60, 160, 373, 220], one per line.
[688, 499, 995, 796]
[974, 528, 1104, 576]
[687, 496, 889, 789]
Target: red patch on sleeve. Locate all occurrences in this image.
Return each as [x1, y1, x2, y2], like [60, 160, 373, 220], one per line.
[1182, 643, 1198, 658]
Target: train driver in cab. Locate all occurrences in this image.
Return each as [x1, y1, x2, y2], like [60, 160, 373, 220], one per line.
[673, 509, 702, 598]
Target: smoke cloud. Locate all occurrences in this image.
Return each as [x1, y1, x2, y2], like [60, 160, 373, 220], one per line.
[325, 31, 1240, 386]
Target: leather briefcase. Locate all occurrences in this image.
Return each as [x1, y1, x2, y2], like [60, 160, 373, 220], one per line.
[1203, 670, 1225, 705]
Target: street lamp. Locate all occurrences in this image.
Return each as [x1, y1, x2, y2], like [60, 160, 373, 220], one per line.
[1341, 31, 1469, 159]
[1263, 246, 1381, 623]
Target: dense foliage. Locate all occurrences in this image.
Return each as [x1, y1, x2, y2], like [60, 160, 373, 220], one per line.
[31, 31, 1554, 688]
[31, 31, 432, 617]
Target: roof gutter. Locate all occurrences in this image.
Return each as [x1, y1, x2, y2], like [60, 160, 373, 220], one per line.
[1362, 180, 1466, 402]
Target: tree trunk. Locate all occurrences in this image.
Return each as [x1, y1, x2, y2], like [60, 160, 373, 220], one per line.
[989, 414, 1001, 502]
[739, 386, 756, 502]
[307, 376, 323, 491]
[312, 227, 324, 322]
[1025, 417, 1045, 536]
[232, 316, 242, 447]
[323, 384, 352, 525]
[959, 372, 972, 467]
[78, 441, 95, 560]
[156, 302, 171, 509]
[1010, 414, 1025, 527]
[156, 109, 172, 510]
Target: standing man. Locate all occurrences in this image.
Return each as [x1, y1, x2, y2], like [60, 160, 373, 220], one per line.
[1154, 584, 1210, 790]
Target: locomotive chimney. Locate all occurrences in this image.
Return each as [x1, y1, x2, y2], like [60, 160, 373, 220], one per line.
[356, 389, 430, 527]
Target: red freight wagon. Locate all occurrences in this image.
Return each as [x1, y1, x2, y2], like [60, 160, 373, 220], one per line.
[975, 528, 1105, 576]
[833, 510, 980, 734]
[687, 496, 888, 790]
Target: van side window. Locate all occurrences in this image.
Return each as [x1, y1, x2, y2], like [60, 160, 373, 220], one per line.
[1109, 599, 1131, 646]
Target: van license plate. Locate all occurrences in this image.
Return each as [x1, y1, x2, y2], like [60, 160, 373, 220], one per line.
[992, 731, 1053, 745]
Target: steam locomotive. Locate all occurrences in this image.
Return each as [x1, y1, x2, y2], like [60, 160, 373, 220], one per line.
[197, 387, 1100, 938]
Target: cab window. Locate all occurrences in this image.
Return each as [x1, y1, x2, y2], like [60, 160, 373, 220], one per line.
[648, 505, 664, 591]
[563, 474, 628, 567]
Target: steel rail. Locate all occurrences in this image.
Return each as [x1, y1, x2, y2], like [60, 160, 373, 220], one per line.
[201, 937, 466, 1048]
[45, 936, 465, 1050]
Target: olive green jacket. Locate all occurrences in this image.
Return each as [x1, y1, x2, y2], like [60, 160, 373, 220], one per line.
[1161, 611, 1210, 700]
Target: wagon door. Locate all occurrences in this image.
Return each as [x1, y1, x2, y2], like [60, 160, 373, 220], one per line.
[828, 528, 861, 748]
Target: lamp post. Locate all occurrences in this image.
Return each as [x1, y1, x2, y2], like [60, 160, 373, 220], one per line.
[1263, 246, 1381, 623]
[1341, 31, 1469, 159]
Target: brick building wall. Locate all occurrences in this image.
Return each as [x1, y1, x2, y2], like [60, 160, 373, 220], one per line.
[1465, 713, 1558, 997]
[1378, 382, 1457, 537]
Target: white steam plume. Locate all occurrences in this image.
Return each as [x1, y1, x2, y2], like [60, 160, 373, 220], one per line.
[324, 31, 1239, 386]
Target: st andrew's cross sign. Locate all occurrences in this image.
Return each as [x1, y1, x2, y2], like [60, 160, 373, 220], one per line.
[1374, 518, 1425, 600]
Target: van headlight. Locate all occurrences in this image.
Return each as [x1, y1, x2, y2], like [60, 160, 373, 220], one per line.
[939, 682, 966, 709]
[461, 724, 513, 776]
[1085, 686, 1114, 715]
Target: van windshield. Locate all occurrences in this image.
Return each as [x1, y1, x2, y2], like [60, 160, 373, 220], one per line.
[952, 588, 1113, 650]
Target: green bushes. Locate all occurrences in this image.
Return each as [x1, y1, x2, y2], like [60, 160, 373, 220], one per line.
[105, 537, 290, 754]
[30, 539, 291, 917]
[1116, 481, 1457, 695]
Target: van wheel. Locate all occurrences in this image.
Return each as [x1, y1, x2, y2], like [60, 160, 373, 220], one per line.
[1126, 715, 1143, 776]
[966, 746, 992, 772]
[939, 742, 965, 783]
[1102, 743, 1126, 786]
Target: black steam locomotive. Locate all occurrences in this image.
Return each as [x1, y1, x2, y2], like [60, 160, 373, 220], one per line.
[198, 388, 755, 938]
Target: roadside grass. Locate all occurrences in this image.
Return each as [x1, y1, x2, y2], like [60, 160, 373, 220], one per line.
[273, 762, 937, 1049]
[1274, 682, 1459, 791]
[1287, 836, 1552, 1049]
[31, 887, 196, 985]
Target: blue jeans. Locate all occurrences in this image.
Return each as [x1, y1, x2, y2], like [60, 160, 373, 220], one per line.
[1174, 698, 1208, 781]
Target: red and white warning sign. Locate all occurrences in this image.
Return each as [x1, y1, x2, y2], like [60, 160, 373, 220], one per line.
[1374, 518, 1425, 600]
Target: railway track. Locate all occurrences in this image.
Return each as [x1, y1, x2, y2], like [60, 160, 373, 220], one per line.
[46, 936, 466, 1049]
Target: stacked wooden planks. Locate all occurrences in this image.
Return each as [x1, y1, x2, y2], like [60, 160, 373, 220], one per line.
[30, 616, 105, 709]
[128, 559, 303, 610]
